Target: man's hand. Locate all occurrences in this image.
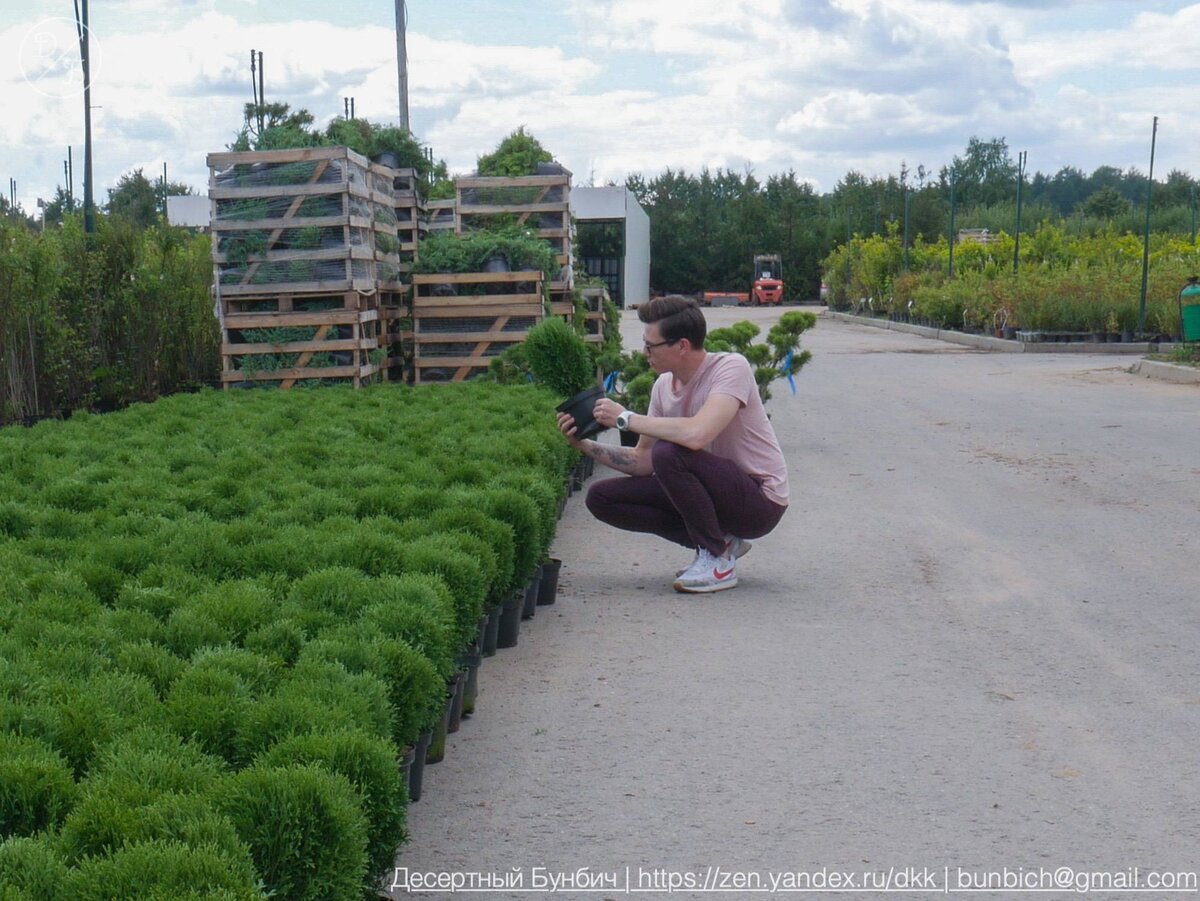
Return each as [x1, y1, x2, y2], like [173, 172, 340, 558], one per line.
[556, 411, 586, 450]
[592, 397, 626, 429]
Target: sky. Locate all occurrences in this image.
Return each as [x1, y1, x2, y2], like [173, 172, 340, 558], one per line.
[3, 0, 1200, 213]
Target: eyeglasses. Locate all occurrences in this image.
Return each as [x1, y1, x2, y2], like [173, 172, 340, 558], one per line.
[643, 338, 677, 353]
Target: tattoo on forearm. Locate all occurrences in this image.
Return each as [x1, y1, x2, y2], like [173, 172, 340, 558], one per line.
[589, 443, 636, 470]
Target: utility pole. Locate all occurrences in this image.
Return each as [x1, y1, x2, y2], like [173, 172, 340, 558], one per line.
[947, 171, 956, 277]
[395, 0, 410, 131]
[250, 50, 265, 134]
[1013, 150, 1027, 275]
[68, 147, 74, 207]
[76, 0, 96, 233]
[1137, 116, 1158, 335]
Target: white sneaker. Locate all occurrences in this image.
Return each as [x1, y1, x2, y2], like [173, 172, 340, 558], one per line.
[674, 535, 752, 577]
[673, 547, 738, 593]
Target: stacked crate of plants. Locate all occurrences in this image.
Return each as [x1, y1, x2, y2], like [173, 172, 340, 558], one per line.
[410, 270, 545, 383]
[579, 285, 609, 346]
[208, 147, 395, 389]
[456, 170, 573, 323]
[425, 198, 457, 233]
[379, 167, 424, 383]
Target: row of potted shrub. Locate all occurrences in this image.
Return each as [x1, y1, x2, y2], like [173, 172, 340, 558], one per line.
[0, 381, 576, 898]
[823, 224, 1200, 339]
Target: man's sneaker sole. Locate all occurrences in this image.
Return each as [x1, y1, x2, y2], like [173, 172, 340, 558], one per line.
[673, 574, 738, 594]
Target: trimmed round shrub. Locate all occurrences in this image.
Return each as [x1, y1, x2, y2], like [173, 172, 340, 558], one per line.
[58, 728, 227, 861]
[18, 672, 164, 777]
[258, 729, 407, 890]
[0, 834, 71, 901]
[285, 567, 373, 625]
[215, 763, 369, 901]
[164, 665, 252, 764]
[243, 619, 306, 666]
[234, 660, 393, 765]
[299, 629, 445, 749]
[358, 581, 458, 680]
[0, 735, 77, 838]
[111, 642, 185, 697]
[61, 838, 262, 900]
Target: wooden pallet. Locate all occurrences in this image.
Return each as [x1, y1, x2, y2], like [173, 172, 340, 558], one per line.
[426, 199, 456, 233]
[411, 272, 544, 383]
[220, 290, 383, 390]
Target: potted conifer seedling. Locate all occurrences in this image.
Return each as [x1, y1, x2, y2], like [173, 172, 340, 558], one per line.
[523, 316, 606, 438]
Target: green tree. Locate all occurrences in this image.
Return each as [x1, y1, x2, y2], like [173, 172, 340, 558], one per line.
[1081, 186, 1127, 219]
[476, 127, 553, 176]
[105, 169, 191, 230]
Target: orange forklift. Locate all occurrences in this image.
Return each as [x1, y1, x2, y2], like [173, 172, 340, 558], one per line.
[700, 254, 784, 306]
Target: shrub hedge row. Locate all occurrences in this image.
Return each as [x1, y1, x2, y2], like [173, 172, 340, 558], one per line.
[0, 381, 574, 899]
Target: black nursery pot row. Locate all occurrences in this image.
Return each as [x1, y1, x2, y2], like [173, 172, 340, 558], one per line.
[405, 457, 589, 803]
[405, 556, 565, 803]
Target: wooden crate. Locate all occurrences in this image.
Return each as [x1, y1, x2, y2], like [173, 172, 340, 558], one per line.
[411, 272, 544, 383]
[455, 174, 572, 292]
[426, 199, 456, 233]
[219, 290, 383, 390]
[580, 285, 609, 344]
[208, 147, 396, 298]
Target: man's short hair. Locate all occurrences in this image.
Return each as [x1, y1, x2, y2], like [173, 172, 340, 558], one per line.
[637, 295, 707, 348]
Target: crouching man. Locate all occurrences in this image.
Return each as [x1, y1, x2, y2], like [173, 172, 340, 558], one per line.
[556, 295, 789, 593]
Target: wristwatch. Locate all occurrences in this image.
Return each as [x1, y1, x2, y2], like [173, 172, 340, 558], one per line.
[615, 410, 633, 431]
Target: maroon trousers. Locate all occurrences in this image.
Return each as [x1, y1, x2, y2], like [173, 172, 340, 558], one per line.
[585, 440, 786, 557]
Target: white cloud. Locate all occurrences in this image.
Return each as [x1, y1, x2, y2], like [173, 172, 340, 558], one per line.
[2, 0, 1198, 211]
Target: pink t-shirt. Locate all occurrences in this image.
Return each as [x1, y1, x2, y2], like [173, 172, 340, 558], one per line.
[648, 352, 789, 505]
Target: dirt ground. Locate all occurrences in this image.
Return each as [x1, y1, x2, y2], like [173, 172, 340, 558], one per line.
[391, 308, 1199, 901]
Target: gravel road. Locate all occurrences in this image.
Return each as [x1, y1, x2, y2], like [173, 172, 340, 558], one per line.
[391, 310, 1200, 901]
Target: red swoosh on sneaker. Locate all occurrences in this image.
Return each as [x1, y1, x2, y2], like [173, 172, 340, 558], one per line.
[713, 566, 735, 580]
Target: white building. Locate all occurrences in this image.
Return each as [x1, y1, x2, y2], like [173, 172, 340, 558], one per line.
[570, 186, 650, 308]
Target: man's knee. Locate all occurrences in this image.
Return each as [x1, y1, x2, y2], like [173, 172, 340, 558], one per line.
[650, 439, 687, 472]
[584, 480, 614, 520]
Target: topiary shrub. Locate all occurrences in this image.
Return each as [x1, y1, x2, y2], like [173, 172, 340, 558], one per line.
[215, 763, 369, 901]
[0, 834, 71, 901]
[257, 728, 407, 893]
[0, 734, 77, 838]
[164, 665, 253, 764]
[62, 838, 263, 901]
[234, 660, 393, 765]
[522, 316, 596, 399]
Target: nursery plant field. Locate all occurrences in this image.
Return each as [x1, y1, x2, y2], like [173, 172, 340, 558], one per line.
[0, 382, 574, 898]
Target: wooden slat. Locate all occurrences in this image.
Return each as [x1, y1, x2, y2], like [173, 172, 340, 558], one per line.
[413, 305, 540, 319]
[224, 309, 380, 328]
[413, 330, 534, 343]
[214, 245, 373, 265]
[413, 355, 501, 367]
[208, 146, 356, 166]
[455, 175, 570, 189]
[210, 181, 363, 201]
[211, 214, 355, 231]
[413, 272, 543, 285]
[221, 362, 380, 385]
[458, 202, 569, 215]
[413, 294, 542, 310]
[222, 337, 376, 355]
[218, 278, 378, 297]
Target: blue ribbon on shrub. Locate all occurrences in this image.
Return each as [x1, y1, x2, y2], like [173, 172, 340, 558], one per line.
[783, 350, 797, 395]
[603, 371, 618, 393]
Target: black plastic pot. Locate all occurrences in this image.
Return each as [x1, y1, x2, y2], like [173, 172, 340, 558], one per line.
[618, 429, 639, 448]
[446, 671, 466, 734]
[409, 731, 432, 802]
[521, 565, 543, 620]
[482, 604, 501, 657]
[399, 743, 416, 795]
[555, 386, 607, 440]
[371, 151, 402, 169]
[497, 591, 523, 649]
[538, 558, 562, 606]
[425, 690, 454, 765]
[483, 255, 510, 273]
[461, 650, 482, 717]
